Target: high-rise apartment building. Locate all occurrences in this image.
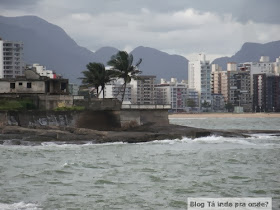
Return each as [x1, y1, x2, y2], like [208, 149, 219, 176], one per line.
[155, 78, 196, 112]
[188, 54, 212, 108]
[228, 70, 252, 112]
[131, 75, 156, 104]
[253, 74, 280, 112]
[239, 56, 275, 95]
[211, 64, 229, 103]
[0, 38, 24, 78]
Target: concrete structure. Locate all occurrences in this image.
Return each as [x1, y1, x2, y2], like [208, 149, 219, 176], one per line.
[68, 83, 79, 95]
[0, 68, 70, 110]
[253, 74, 280, 112]
[29, 63, 57, 79]
[0, 69, 68, 95]
[155, 78, 188, 112]
[186, 88, 199, 112]
[239, 56, 275, 95]
[131, 75, 156, 105]
[0, 38, 24, 78]
[212, 94, 225, 111]
[227, 62, 237, 71]
[188, 53, 212, 109]
[273, 56, 280, 75]
[101, 79, 132, 103]
[228, 70, 252, 112]
[211, 64, 229, 103]
[0, 99, 170, 130]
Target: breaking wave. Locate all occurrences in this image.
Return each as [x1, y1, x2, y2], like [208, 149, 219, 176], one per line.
[0, 202, 41, 210]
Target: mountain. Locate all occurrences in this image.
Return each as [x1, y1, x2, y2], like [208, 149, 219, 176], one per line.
[0, 15, 189, 83]
[131, 46, 188, 81]
[212, 40, 280, 69]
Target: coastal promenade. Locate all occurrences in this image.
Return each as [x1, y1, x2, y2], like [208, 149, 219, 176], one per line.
[169, 112, 280, 118]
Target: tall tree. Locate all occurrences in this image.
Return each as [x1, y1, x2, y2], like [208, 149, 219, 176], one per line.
[80, 62, 115, 98]
[107, 51, 142, 103]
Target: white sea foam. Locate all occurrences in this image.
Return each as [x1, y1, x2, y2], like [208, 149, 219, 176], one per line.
[248, 133, 280, 140]
[192, 135, 256, 145]
[0, 201, 41, 210]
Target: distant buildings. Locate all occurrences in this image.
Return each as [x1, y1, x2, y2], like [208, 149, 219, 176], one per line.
[155, 78, 189, 111]
[131, 75, 156, 105]
[253, 74, 280, 112]
[28, 63, 57, 79]
[102, 79, 132, 103]
[0, 38, 24, 78]
[188, 54, 212, 108]
[227, 70, 251, 112]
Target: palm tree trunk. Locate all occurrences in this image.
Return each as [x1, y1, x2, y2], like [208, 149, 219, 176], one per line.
[121, 81, 127, 103]
[102, 85, 105, 98]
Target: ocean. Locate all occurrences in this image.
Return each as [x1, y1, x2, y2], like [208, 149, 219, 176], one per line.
[0, 117, 280, 210]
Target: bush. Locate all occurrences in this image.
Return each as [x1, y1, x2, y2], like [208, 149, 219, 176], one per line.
[0, 99, 36, 111]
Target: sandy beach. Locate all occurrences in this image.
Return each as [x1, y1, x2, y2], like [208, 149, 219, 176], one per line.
[169, 112, 280, 118]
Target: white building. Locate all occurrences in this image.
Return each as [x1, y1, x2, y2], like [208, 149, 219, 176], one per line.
[30, 63, 57, 79]
[188, 53, 212, 109]
[239, 56, 275, 95]
[100, 79, 132, 104]
[0, 38, 24, 78]
[155, 78, 188, 111]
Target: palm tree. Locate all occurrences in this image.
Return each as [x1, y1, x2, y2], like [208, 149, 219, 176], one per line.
[80, 62, 115, 98]
[107, 51, 142, 103]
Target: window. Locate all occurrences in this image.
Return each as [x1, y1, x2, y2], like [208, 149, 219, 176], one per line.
[10, 83, 15, 89]
[19, 82, 22, 86]
[27, 82, 32, 88]
[61, 82, 67, 91]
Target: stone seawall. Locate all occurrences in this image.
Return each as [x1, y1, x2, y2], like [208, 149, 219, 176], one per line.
[0, 109, 169, 130]
[0, 110, 121, 130]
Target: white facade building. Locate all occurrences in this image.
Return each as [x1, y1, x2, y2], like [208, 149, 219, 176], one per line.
[239, 56, 275, 95]
[0, 38, 24, 78]
[188, 53, 212, 109]
[155, 78, 197, 112]
[31, 63, 57, 79]
[100, 79, 132, 103]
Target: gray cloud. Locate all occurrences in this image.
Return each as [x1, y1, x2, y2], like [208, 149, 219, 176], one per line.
[0, 0, 279, 60]
[0, 0, 38, 9]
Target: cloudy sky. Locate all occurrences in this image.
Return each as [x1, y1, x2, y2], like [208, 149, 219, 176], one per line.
[0, 0, 280, 61]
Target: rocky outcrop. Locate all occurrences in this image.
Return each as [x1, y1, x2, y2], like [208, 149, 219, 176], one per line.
[0, 124, 253, 146]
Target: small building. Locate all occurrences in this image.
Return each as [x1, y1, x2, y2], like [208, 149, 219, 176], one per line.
[0, 68, 73, 110]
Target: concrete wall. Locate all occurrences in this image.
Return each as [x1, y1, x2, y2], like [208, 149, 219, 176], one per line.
[0, 108, 169, 130]
[74, 98, 121, 111]
[0, 110, 122, 131]
[38, 95, 74, 110]
[120, 109, 169, 127]
[0, 81, 46, 94]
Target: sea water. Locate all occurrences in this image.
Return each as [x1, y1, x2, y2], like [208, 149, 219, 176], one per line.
[0, 118, 280, 209]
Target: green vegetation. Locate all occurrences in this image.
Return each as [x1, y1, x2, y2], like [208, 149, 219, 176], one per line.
[80, 63, 116, 98]
[53, 106, 85, 111]
[201, 100, 211, 112]
[186, 98, 196, 108]
[107, 51, 142, 102]
[225, 103, 234, 112]
[80, 51, 142, 102]
[0, 99, 36, 111]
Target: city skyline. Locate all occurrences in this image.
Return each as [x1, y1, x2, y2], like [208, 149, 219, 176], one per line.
[0, 0, 280, 61]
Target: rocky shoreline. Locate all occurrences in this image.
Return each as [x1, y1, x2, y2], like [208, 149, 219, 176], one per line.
[2, 123, 278, 146]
